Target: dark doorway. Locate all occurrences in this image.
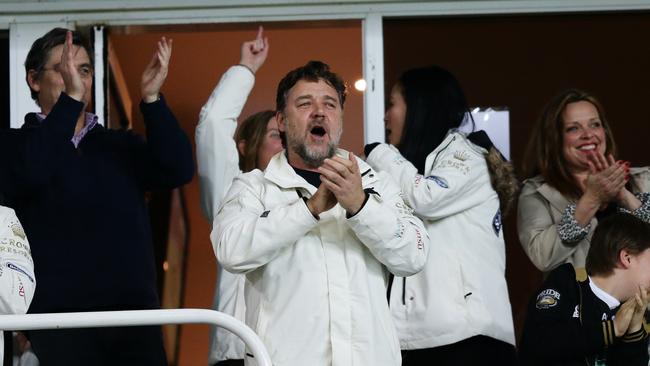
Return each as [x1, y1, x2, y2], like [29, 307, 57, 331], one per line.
[1, 31, 9, 130]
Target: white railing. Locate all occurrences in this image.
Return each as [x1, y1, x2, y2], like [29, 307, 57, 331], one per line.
[0, 308, 272, 366]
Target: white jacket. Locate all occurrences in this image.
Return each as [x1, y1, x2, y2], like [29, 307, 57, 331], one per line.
[366, 131, 515, 349]
[0, 205, 36, 363]
[196, 65, 253, 363]
[213, 150, 430, 366]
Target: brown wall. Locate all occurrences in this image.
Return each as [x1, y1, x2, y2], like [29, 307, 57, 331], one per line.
[384, 12, 650, 340]
[110, 20, 362, 365]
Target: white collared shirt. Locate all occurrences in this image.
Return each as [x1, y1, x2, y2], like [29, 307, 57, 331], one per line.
[588, 277, 621, 310]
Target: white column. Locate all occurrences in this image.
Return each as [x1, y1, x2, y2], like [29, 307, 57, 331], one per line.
[361, 13, 385, 144]
[93, 25, 105, 126]
[9, 21, 71, 128]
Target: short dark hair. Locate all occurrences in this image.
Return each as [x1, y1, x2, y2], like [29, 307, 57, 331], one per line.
[24, 27, 93, 103]
[235, 110, 277, 172]
[586, 213, 650, 276]
[275, 60, 347, 112]
[396, 65, 473, 174]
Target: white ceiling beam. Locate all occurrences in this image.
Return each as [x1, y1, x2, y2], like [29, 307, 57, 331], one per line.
[3, 1, 650, 27]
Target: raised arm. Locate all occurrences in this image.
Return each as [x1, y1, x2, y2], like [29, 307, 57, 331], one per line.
[13, 31, 86, 195]
[196, 26, 269, 219]
[365, 138, 491, 220]
[134, 37, 194, 190]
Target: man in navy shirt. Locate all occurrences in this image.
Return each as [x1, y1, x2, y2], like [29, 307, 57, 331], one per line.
[7, 28, 193, 365]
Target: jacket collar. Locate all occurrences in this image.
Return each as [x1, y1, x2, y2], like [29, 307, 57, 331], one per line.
[264, 150, 320, 194]
[524, 176, 572, 213]
[424, 130, 485, 174]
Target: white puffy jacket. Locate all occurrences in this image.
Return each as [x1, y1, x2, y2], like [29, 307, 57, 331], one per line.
[366, 131, 515, 349]
[0, 205, 36, 363]
[213, 150, 430, 366]
[196, 65, 253, 363]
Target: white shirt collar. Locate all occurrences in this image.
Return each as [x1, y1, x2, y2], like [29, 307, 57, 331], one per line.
[588, 276, 621, 310]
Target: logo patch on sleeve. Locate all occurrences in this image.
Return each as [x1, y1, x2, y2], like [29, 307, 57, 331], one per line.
[492, 209, 502, 236]
[425, 175, 449, 188]
[11, 221, 26, 240]
[536, 288, 561, 309]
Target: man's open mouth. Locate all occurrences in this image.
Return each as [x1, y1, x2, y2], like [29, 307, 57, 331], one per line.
[311, 126, 327, 137]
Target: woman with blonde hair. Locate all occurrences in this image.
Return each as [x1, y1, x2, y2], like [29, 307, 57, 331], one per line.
[518, 88, 650, 274]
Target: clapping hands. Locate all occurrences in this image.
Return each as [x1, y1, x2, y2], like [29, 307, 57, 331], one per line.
[581, 153, 627, 207]
[141, 37, 172, 103]
[614, 285, 649, 337]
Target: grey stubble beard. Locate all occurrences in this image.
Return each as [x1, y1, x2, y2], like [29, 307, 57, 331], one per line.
[286, 120, 342, 169]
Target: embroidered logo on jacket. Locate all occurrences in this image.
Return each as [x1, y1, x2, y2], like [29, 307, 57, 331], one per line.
[437, 159, 470, 175]
[536, 288, 560, 309]
[425, 175, 449, 189]
[10, 220, 26, 240]
[572, 305, 580, 318]
[453, 150, 470, 161]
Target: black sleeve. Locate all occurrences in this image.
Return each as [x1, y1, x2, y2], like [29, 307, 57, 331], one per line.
[364, 142, 381, 158]
[132, 94, 194, 190]
[609, 328, 649, 366]
[519, 264, 612, 363]
[8, 93, 83, 197]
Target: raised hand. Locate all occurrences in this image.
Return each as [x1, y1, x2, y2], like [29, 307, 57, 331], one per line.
[627, 285, 649, 334]
[581, 153, 627, 207]
[60, 31, 85, 102]
[583, 153, 642, 211]
[239, 26, 269, 74]
[614, 295, 637, 337]
[141, 37, 172, 103]
[318, 152, 366, 216]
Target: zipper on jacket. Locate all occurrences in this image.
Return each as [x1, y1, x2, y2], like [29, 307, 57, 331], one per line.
[431, 135, 456, 167]
[402, 277, 406, 305]
[386, 273, 394, 305]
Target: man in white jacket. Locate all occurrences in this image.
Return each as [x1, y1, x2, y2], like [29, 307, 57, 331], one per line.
[0, 205, 36, 364]
[213, 61, 429, 366]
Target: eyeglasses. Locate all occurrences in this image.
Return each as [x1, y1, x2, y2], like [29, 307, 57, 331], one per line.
[41, 63, 94, 79]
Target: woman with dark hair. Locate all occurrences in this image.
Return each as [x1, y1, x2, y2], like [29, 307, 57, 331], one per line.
[364, 65, 518, 365]
[518, 89, 650, 275]
[196, 27, 282, 366]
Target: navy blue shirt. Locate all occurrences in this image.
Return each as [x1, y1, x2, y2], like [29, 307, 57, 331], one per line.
[7, 93, 193, 313]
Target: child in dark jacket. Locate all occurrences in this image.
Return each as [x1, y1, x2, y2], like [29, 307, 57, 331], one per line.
[520, 213, 650, 366]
